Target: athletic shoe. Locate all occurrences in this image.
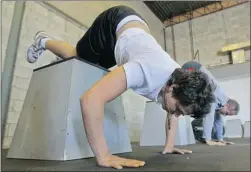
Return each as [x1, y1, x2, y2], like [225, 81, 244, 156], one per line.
[26, 31, 52, 63]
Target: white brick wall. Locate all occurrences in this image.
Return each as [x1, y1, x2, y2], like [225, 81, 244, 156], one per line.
[165, 2, 250, 67]
[3, 137, 12, 149]
[3, 1, 87, 148]
[6, 112, 20, 124]
[193, 11, 230, 66]
[8, 100, 24, 112]
[165, 27, 174, 59]
[9, 87, 27, 101]
[12, 76, 31, 89]
[0, 1, 1, 71]
[173, 21, 193, 65]
[2, 0, 23, 146]
[1, 1, 15, 71]
[121, 89, 149, 142]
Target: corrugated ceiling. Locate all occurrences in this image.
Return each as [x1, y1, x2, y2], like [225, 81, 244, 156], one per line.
[144, 1, 218, 22]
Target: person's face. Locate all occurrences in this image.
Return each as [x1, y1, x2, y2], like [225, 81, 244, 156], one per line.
[220, 104, 237, 116]
[162, 84, 192, 116]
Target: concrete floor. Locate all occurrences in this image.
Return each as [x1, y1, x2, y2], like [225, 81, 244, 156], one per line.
[2, 138, 250, 171]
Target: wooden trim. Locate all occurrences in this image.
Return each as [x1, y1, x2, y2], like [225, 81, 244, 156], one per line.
[221, 41, 251, 52]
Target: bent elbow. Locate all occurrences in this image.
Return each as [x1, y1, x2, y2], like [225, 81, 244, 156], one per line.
[79, 94, 91, 116]
[80, 94, 87, 104]
[80, 94, 87, 106]
[79, 93, 104, 117]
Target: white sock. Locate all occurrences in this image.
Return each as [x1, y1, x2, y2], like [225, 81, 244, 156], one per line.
[40, 38, 52, 49]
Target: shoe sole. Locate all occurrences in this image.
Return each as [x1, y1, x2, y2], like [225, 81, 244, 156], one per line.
[26, 44, 37, 63]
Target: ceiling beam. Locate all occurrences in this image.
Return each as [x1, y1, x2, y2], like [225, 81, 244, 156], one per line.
[164, 0, 249, 28]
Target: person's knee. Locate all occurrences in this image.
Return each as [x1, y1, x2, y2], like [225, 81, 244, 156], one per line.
[69, 48, 77, 58]
[61, 47, 77, 59]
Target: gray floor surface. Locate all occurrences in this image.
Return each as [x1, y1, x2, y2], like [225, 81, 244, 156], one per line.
[2, 138, 250, 171]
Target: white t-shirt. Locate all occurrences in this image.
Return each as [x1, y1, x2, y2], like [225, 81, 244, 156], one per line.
[114, 27, 181, 102]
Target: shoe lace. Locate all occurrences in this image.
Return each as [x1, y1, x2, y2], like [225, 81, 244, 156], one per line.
[32, 44, 44, 60]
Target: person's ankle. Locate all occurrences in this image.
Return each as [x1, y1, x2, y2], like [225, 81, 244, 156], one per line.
[41, 38, 52, 49]
[164, 144, 173, 150]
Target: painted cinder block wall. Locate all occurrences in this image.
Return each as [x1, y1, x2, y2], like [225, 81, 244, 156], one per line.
[2, 1, 86, 148]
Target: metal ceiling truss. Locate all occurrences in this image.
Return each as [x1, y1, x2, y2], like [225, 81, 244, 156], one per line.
[164, 0, 249, 27]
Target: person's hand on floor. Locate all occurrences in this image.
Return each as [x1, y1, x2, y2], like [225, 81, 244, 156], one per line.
[162, 147, 192, 155]
[205, 140, 226, 146]
[97, 154, 145, 169]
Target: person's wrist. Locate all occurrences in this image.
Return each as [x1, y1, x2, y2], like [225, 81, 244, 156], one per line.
[96, 152, 111, 163]
[164, 144, 173, 150]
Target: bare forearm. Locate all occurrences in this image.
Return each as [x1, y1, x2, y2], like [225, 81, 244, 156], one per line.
[165, 114, 179, 148]
[80, 97, 109, 161]
[164, 114, 170, 144]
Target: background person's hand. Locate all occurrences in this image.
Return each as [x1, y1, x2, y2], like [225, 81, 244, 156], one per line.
[219, 140, 235, 145]
[97, 154, 145, 169]
[205, 140, 226, 146]
[162, 147, 192, 155]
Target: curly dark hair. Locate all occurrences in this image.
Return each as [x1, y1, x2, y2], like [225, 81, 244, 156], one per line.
[167, 68, 216, 119]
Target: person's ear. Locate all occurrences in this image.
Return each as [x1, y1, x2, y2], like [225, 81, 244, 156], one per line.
[168, 84, 179, 91]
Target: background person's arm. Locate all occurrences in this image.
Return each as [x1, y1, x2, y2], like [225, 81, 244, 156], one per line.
[80, 66, 145, 169]
[214, 114, 235, 145]
[214, 113, 224, 141]
[202, 103, 225, 146]
[202, 102, 216, 142]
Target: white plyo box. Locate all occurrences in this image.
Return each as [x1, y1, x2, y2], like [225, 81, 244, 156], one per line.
[140, 101, 195, 146]
[7, 58, 132, 161]
[243, 121, 250, 138]
[224, 119, 243, 138]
